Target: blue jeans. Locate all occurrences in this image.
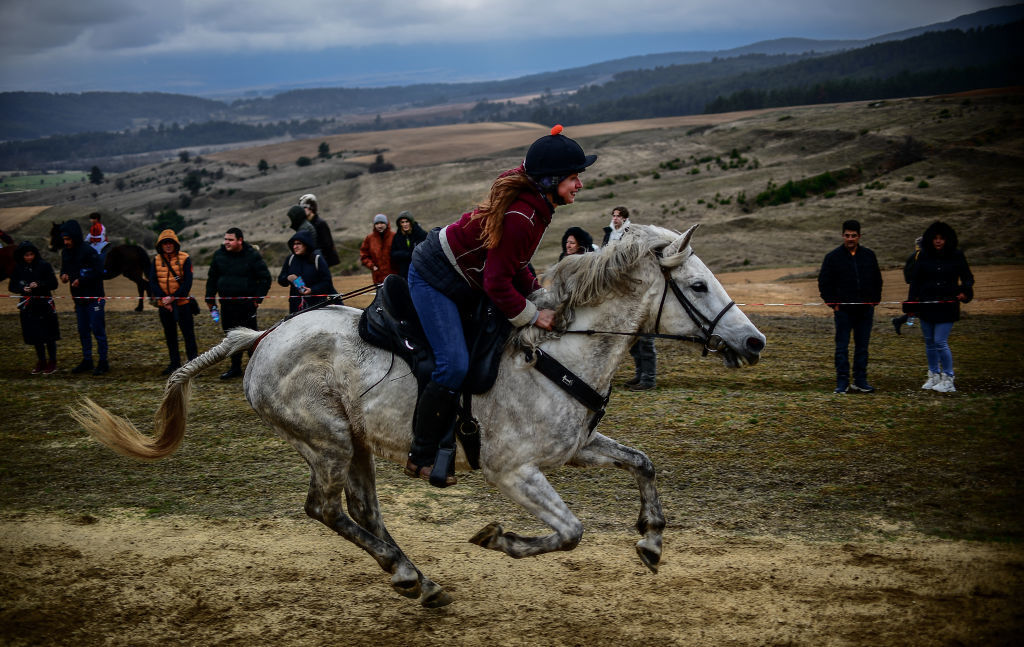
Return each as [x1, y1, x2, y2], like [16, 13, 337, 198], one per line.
[920, 320, 954, 376]
[75, 298, 108, 361]
[408, 265, 469, 390]
[833, 305, 873, 384]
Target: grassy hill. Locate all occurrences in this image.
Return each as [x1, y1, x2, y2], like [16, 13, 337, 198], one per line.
[2, 89, 1022, 277]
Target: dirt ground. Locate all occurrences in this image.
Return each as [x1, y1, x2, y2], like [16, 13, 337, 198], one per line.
[2, 514, 1021, 647]
[2, 264, 1022, 646]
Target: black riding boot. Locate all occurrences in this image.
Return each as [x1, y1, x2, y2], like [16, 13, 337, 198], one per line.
[405, 381, 459, 487]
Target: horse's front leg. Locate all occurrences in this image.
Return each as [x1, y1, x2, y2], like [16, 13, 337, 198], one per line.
[470, 464, 583, 558]
[568, 432, 665, 573]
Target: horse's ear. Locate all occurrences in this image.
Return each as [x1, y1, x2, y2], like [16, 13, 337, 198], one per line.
[663, 224, 699, 258]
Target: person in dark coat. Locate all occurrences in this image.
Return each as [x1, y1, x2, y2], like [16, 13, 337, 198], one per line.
[389, 210, 428, 279]
[299, 193, 340, 267]
[205, 227, 272, 379]
[818, 219, 883, 394]
[558, 226, 595, 260]
[59, 219, 109, 375]
[9, 241, 61, 374]
[278, 229, 336, 314]
[905, 221, 974, 393]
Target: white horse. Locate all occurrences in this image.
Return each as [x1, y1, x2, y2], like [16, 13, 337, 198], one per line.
[74, 224, 765, 608]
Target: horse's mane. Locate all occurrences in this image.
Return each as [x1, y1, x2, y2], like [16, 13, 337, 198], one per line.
[512, 225, 684, 349]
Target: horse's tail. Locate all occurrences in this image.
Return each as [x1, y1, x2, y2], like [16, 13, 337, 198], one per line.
[72, 328, 263, 461]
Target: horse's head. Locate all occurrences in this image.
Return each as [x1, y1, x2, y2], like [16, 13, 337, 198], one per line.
[647, 224, 765, 367]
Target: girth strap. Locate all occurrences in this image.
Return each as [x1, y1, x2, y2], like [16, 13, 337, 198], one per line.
[524, 347, 610, 433]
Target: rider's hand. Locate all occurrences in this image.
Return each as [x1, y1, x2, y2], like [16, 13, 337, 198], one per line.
[534, 309, 555, 331]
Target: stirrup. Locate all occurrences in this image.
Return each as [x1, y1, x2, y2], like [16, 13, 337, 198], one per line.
[404, 459, 457, 487]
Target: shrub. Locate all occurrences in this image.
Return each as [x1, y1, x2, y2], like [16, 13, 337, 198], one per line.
[296, 156, 313, 167]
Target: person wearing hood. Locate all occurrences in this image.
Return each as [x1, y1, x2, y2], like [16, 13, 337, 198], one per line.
[299, 194, 340, 267]
[602, 206, 631, 246]
[278, 229, 336, 314]
[287, 204, 317, 241]
[905, 221, 974, 393]
[59, 219, 109, 375]
[359, 213, 396, 284]
[9, 241, 61, 374]
[389, 210, 427, 279]
[558, 226, 596, 260]
[205, 228, 272, 379]
[405, 124, 596, 487]
[149, 229, 198, 375]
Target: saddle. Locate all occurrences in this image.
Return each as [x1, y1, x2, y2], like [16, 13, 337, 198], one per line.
[358, 274, 512, 469]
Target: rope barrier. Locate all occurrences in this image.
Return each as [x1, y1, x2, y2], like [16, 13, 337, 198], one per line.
[0, 294, 1016, 306]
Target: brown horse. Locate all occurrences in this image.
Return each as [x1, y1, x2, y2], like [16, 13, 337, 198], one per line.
[49, 221, 151, 311]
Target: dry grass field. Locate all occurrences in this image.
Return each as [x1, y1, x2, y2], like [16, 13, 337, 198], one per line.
[1, 91, 1023, 646]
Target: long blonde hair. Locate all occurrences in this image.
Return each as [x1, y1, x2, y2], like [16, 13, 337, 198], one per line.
[470, 168, 540, 249]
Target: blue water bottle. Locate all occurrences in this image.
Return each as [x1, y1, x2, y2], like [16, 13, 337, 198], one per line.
[211, 307, 220, 322]
[293, 276, 306, 291]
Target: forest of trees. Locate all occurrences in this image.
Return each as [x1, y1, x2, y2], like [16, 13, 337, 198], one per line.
[470, 22, 1024, 126]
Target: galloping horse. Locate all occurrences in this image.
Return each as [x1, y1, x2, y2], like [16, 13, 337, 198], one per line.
[74, 224, 766, 608]
[49, 221, 150, 311]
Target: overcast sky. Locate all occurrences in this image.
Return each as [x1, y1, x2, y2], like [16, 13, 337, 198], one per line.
[0, 0, 1011, 96]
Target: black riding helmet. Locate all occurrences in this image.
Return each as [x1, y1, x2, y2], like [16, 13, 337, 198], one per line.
[524, 125, 597, 196]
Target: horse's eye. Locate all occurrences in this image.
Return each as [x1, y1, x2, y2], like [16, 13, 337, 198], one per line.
[691, 281, 708, 293]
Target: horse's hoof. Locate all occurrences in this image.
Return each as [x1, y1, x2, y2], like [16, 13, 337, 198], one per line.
[391, 575, 421, 599]
[635, 539, 661, 574]
[420, 588, 453, 608]
[468, 522, 502, 548]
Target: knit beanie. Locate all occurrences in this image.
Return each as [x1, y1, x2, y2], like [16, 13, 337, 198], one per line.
[373, 214, 388, 225]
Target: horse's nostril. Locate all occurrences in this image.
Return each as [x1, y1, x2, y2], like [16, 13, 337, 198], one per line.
[746, 336, 765, 352]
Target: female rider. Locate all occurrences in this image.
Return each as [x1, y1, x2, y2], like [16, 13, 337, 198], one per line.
[405, 125, 596, 485]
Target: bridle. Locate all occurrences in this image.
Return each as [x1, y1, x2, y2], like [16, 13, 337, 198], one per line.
[564, 251, 735, 356]
[652, 265, 735, 356]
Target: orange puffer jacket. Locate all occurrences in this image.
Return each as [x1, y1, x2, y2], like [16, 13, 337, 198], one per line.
[150, 229, 193, 306]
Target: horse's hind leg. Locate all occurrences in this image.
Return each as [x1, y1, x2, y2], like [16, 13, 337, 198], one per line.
[133, 277, 146, 312]
[297, 440, 443, 606]
[470, 464, 584, 558]
[343, 445, 451, 608]
[568, 432, 665, 572]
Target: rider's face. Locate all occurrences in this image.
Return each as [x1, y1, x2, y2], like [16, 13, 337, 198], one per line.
[556, 174, 582, 204]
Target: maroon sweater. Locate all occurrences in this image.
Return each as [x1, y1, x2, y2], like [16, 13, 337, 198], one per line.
[439, 189, 553, 326]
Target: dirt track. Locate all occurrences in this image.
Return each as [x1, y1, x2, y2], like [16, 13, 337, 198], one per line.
[2, 515, 1020, 647]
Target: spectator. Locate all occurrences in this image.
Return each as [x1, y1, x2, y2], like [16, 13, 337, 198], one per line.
[817, 219, 883, 394]
[299, 193, 340, 266]
[149, 229, 199, 375]
[359, 213, 395, 284]
[559, 226, 595, 260]
[205, 228, 272, 379]
[9, 241, 60, 374]
[390, 210, 427, 279]
[277, 229, 336, 314]
[85, 212, 109, 256]
[59, 219, 109, 375]
[287, 204, 316, 241]
[602, 206, 631, 246]
[406, 124, 596, 486]
[905, 221, 974, 393]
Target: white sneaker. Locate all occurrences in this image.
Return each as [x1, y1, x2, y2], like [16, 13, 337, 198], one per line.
[932, 373, 956, 393]
[921, 371, 940, 390]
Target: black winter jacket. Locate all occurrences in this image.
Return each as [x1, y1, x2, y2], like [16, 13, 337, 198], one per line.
[278, 230, 335, 312]
[390, 222, 427, 278]
[906, 249, 973, 323]
[205, 242, 272, 306]
[59, 220, 105, 299]
[818, 244, 882, 309]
